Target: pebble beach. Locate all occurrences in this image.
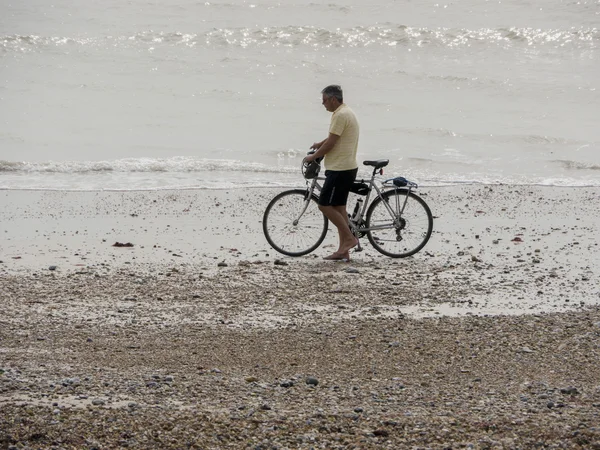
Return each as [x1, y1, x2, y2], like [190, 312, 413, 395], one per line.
[1, 185, 600, 449]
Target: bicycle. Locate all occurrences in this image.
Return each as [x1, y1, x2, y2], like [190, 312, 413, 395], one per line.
[262, 158, 433, 258]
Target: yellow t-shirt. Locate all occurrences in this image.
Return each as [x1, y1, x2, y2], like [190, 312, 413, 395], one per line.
[324, 104, 359, 171]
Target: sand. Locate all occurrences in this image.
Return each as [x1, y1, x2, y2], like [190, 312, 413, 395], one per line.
[1, 185, 599, 448]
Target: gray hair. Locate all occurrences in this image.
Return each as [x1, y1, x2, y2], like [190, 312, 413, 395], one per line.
[321, 84, 343, 102]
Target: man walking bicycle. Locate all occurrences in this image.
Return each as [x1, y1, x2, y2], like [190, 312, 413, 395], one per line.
[304, 85, 360, 261]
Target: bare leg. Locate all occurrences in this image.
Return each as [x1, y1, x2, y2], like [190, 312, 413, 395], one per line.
[319, 205, 358, 259]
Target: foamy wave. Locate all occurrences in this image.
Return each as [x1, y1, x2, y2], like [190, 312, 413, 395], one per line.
[0, 157, 296, 174]
[2, 25, 597, 52]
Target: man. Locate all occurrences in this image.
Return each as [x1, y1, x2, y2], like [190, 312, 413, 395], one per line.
[304, 84, 360, 261]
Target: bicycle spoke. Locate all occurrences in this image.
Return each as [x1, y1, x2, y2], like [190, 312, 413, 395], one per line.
[366, 190, 433, 257]
[263, 190, 328, 256]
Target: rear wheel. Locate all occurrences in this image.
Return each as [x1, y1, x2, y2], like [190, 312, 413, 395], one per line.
[263, 189, 328, 256]
[366, 190, 433, 258]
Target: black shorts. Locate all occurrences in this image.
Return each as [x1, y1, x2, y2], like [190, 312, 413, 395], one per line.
[318, 168, 358, 207]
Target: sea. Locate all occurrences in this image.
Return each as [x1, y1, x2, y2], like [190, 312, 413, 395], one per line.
[1, 0, 598, 191]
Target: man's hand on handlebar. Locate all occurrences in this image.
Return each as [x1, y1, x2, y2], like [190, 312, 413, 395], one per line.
[304, 149, 322, 164]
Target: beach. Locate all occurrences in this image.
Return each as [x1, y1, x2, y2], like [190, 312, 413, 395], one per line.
[1, 185, 599, 448]
[3, 0, 599, 446]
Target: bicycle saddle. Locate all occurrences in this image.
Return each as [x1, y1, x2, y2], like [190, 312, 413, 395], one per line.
[363, 159, 389, 169]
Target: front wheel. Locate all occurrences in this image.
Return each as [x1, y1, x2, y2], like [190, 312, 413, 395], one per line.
[366, 190, 433, 258]
[263, 189, 328, 256]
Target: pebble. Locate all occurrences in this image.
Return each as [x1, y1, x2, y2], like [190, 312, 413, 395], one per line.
[48, 266, 57, 271]
[373, 429, 389, 437]
[62, 377, 80, 386]
[91, 398, 105, 406]
[560, 386, 579, 395]
[274, 260, 288, 266]
[346, 268, 359, 274]
[306, 377, 319, 386]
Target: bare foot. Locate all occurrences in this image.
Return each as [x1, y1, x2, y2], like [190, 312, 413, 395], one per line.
[338, 237, 359, 254]
[323, 252, 350, 261]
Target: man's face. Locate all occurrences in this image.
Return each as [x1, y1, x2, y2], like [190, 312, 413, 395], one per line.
[322, 94, 335, 112]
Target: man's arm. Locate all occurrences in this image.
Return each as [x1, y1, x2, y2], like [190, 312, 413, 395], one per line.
[310, 138, 327, 150]
[306, 133, 340, 162]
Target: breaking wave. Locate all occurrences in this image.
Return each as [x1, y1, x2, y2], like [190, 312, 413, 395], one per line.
[2, 25, 597, 53]
[0, 157, 295, 174]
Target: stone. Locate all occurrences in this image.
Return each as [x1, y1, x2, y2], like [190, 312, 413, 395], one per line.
[113, 242, 134, 247]
[306, 377, 319, 386]
[373, 429, 389, 437]
[560, 386, 579, 395]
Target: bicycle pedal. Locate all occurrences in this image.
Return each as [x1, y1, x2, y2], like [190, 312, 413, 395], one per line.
[354, 245, 363, 252]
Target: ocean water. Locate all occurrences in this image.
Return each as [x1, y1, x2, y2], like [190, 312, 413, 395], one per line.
[1, 0, 598, 191]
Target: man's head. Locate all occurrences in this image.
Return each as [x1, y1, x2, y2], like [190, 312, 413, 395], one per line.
[321, 84, 343, 112]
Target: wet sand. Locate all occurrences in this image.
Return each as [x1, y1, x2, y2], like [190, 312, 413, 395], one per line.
[1, 185, 599, 448]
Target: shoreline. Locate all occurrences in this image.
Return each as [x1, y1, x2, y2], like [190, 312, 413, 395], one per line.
[1, 184, 598, 316]
[2, 181, 600, 193]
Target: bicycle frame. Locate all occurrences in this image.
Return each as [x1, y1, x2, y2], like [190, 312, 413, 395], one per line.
[302, 171, 414, 234]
